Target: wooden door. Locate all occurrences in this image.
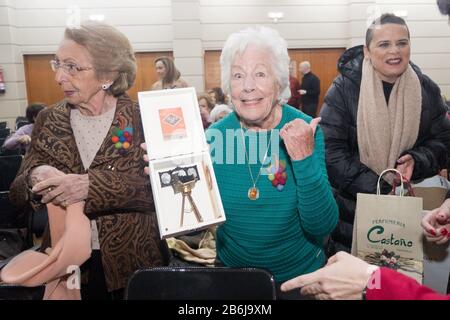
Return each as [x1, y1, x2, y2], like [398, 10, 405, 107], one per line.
[127, 51, 172, 101]
[204, 50, 222, 91]
[204, 48, 345, 116]
[24, 54, 63, 106]
[289, 48, 345, 115]
[23, 51, 172, 106]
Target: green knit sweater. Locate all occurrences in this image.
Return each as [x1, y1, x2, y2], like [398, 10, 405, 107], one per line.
[206, 105, 338, 282]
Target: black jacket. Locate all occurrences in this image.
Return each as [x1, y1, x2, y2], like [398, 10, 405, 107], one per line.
[300, 72, 320, 107]
[320, 45, 450, 254]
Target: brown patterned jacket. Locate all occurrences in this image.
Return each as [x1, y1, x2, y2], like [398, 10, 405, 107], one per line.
[9, 94, 169, 291]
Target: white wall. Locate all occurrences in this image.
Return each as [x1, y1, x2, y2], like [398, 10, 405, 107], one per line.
[0, 0, 449, 127]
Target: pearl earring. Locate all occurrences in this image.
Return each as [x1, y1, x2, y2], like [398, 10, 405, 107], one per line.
[102, 84, 109, 90]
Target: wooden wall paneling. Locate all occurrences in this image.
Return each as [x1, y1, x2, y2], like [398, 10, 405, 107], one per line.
[127, 51, 172, 101]
[288, 48, 344, 115]
[307, 48, 344, 114]
[24, 54, 63, 106]
[24, 51, 172, 106]
[204, 50, 221, 93]
[204, 48, 345, 116]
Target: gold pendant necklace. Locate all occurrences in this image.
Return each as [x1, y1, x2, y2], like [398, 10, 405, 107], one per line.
[239, 122, 273, 201]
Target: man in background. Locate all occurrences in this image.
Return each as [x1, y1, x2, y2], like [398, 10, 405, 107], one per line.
[299, 61, 320, 117]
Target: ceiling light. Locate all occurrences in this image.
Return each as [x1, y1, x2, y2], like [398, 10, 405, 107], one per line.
[268, 12, 284, 23]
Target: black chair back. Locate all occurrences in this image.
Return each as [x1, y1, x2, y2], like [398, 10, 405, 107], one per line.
[125, 267, 276, 300]
[0, 128, 10, 139]
[0, 155, 23, 192]
[0, 284, 45, 300]
[16, 121, 29, 130]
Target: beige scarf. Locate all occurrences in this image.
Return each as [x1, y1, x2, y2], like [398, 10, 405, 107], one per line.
[357, 58, 421, 175]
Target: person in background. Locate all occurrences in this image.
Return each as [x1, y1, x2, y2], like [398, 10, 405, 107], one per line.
[438, 0, 450, 180]
[298, 61, 320, 117]
[151, 56, 188, 90]
[438, 0, 450, 24]
[208, 87, 229, 106]
[197, 93, 215, 129]
[9, 21, 169, 299]
[319, 13, 450, 255]
[287, 60, 301, 109]
[208, 104, 233, 123]
[2, 103, 45, 151]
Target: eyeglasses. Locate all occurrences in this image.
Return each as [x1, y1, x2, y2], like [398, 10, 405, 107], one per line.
[49, 60, 93, 76]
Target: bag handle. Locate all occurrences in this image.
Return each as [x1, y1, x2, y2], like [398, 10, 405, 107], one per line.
[377, 168, 415, 196]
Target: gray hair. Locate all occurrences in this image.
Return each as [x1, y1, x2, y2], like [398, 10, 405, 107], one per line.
[300, 61, 311, 70]
[220, 26, 291, 103]
[209, 104, 233, 123]
[65, 21, 136, 97]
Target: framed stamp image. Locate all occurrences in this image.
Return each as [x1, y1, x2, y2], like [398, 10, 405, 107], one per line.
[139, 88, 226, 238]
[138, 87, 207, 161]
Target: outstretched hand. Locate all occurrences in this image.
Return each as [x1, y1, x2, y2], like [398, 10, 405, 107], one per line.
[281, 251, 377, 300]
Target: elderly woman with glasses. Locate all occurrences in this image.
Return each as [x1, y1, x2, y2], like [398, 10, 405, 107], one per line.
[9, 21, 169, 299]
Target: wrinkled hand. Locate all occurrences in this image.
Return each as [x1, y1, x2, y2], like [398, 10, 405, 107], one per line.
[281, 251, 377, 300]
[32, 174, 89, 207]
[141, 143, 150, 175]
[395, 154, 414, 182]
[421, 199, 450, 245]
[28, 165, 65, 188]
[18, 135, 31, 145]
[280, 117, 320, 161]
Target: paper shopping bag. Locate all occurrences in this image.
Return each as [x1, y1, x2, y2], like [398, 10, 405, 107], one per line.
[412, 175, 449, 210]
[351, 169, 424, 283]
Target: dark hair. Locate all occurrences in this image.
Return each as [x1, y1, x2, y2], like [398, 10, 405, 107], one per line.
[365, 13, 410, 47]
[26, 103, 46, 123]
[155, 56, 180, 87]
[208, 87, 228, 105]
[437, 0, 450, 16]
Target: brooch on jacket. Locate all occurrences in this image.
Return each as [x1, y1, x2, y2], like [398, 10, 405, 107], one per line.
[111, 114, 133, 155]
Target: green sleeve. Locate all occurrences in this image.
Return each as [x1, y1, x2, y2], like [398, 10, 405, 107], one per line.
[290, 126, 339, 238]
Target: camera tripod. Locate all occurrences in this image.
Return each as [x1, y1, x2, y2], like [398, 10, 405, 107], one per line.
[172, 178, 204, 227]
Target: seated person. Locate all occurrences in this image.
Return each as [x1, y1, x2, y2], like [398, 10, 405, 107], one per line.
[2, 103, 45, 151]
[197, 93, 215, 129]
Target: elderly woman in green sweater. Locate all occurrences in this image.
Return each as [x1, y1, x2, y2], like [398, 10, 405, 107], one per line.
[141, 26, 338, 299]
[205, 26, 338, 299]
